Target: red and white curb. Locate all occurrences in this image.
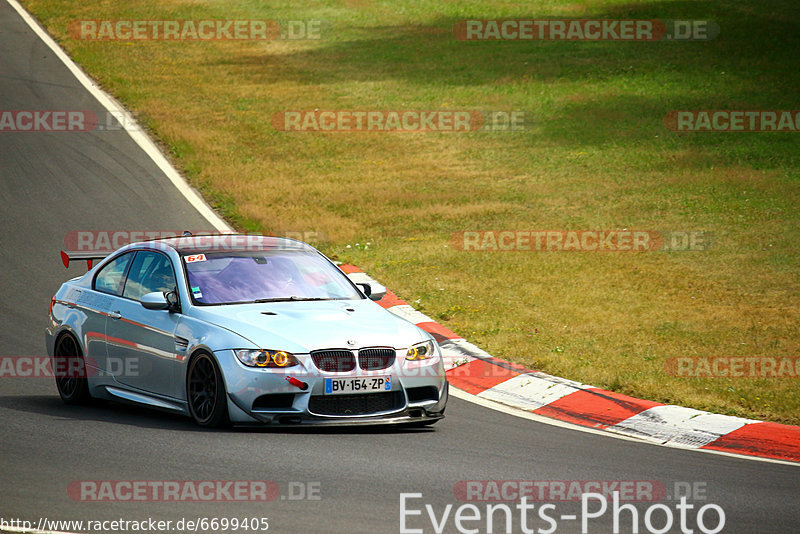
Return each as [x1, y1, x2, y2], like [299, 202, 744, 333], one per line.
[343, 265, 800, 464]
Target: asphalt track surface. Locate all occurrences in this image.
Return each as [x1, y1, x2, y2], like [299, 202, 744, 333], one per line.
[0, 2, 798, 533]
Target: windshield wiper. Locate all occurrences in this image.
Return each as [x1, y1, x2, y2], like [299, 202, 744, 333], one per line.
[253, 296, 331, 303]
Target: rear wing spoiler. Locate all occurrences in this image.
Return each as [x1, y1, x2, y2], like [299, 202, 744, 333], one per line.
[60, 251, 110, 270]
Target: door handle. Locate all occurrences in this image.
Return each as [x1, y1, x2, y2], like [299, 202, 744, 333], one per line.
[108, 311, 122, 320]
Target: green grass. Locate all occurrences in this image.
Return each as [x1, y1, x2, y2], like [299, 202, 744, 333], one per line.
[22, 0, 800, 424]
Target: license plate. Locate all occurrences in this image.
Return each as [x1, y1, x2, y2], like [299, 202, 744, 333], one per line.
[324, 376, 391, 395]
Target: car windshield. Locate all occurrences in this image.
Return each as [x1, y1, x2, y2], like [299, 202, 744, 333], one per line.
[183, 250, 362, 305]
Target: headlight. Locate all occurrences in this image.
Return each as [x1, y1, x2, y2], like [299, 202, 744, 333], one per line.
[235, 349, 300, 368]
[406, 340, 436, 361]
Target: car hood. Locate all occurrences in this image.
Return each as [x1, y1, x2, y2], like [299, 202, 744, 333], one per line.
[188, 299, 427, 353]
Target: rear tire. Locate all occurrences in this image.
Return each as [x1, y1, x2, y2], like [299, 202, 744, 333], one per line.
[187, 352, 229, 428]
[54, 333, 91, 404]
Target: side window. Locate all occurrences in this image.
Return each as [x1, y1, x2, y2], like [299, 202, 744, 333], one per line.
[94, 253, 134, 296]
[123, 251, 177, 301]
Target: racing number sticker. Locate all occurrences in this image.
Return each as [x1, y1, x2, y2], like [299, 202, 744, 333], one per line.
[185, 254, 207, 263]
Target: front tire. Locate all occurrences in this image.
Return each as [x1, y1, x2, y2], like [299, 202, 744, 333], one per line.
[187, 352, 229, 428]
[54, 333, 91, 404]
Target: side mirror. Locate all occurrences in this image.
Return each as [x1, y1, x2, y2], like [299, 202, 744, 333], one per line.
[356, 283, 371, 298]
[165, 291, 181, 313]
[346, 272, 387, 301]
[356, 282, 386, 302]
[366, 284, 386, 302]
[141, 291, 169, 310]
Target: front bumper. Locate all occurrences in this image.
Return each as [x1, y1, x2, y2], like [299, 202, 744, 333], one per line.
[215, 349, 448, 425]
[228, 384, 447, 426]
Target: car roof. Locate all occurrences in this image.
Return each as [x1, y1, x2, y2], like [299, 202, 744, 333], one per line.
[144, 234, 314, 254]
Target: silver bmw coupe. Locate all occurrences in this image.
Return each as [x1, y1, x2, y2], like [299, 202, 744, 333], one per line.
[46, 234, 447, 427]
